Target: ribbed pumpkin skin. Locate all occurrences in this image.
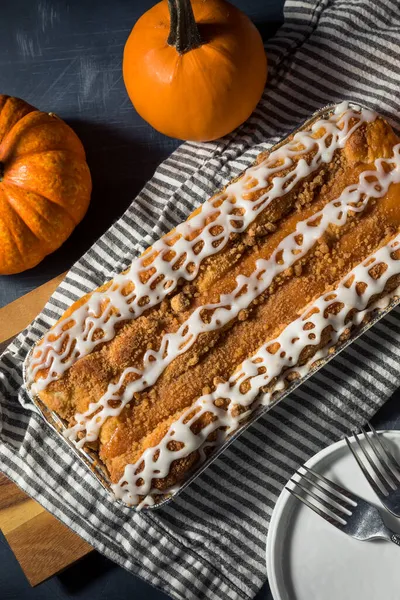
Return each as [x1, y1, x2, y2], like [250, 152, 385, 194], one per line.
[123, 0, 267, 142]
[0, 95, 92, 275]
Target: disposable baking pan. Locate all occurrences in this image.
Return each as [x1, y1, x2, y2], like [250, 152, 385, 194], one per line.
[23, 101, 400, 510]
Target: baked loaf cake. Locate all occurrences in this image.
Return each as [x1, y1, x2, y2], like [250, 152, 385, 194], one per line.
[25, 102, 400, 508]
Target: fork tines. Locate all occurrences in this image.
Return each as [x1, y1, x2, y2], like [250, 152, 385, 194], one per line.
[345, 423, 400, 498]
[286, 466, 357, 529]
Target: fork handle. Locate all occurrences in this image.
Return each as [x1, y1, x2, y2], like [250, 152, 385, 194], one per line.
[390, 533, 400, 546]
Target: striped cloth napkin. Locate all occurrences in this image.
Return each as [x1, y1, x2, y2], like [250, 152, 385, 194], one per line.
[1, 1, 400, 598]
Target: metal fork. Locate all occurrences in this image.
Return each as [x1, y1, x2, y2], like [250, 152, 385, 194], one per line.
[345, 423, 400, 517]
[286, 466, 400, 545]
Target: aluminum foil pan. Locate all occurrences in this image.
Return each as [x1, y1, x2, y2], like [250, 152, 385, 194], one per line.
[24, 101, 397, 510]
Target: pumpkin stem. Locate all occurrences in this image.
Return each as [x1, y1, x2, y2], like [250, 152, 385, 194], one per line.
[167, 0, 202, 54]
[0, 162, 4, 182]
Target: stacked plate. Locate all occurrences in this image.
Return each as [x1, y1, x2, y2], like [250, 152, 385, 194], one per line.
[267, 431, 400, 600]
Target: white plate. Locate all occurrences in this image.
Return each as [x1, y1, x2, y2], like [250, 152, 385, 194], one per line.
[267, 431, 400, 600]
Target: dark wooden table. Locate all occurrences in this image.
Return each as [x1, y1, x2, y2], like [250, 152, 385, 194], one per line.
[0, 1, 283, 598]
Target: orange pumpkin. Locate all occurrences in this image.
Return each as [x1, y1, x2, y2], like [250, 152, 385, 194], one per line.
[123, 0, 267, 142]
[0, 95, 92, 275]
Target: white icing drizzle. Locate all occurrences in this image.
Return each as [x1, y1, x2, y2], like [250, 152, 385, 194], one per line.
[63, 142, 400, 447]
[26, 102, 376, 392]
[113, 233, 400, 508]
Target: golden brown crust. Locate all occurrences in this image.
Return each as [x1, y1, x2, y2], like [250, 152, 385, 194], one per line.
[34, 116, 400, 494]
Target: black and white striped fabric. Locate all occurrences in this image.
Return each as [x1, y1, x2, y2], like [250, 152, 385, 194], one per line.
[2, 1, 400, 598]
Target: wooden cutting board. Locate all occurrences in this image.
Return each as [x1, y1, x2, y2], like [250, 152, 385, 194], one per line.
[0, 274, 93, 586]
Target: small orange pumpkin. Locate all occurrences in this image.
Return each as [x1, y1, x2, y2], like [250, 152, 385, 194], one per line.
[123, 0, 267, 142]
[0, 95, 92, 275]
